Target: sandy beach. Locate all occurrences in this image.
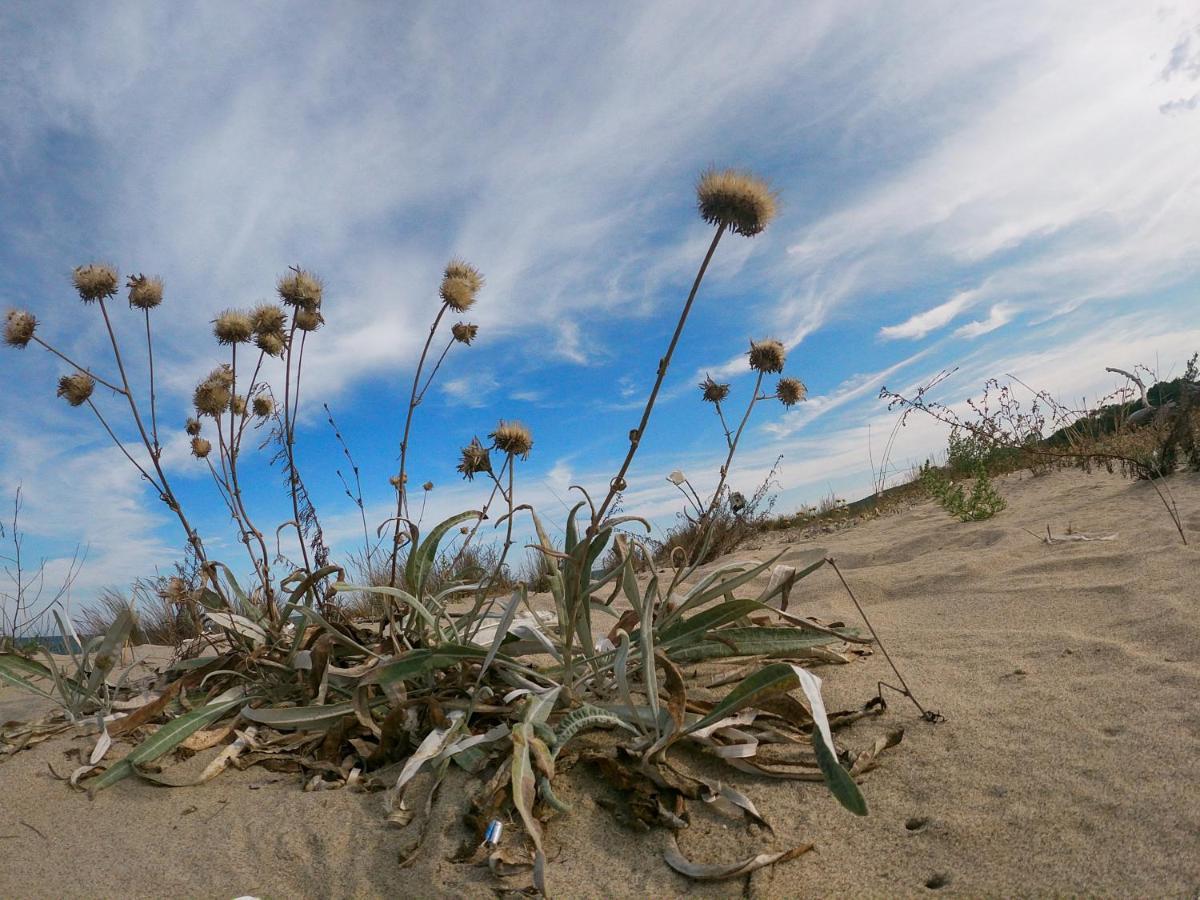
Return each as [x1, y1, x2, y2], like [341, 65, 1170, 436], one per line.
[2, 467, 1198, 898]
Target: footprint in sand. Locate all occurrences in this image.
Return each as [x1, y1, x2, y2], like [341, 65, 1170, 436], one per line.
[925, 873, 950, 889]
[905, 816, 931, 833]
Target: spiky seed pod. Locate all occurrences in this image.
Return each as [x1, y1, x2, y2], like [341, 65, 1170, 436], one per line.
[277, 268, 323, 310]
[294, 307, 323, 332]
[251, 303, 287, 335]
[444, 259, 484, 293]
[213, 310, 253, 345]
[459, 525, 469, 535]
[457, 437, 493, 480]
[748, 339, 787, 374]
[231, 394, 246, 416]
[57, 372, 95, 406]
[776, 376, 807, 407]
[440, 277, 477, 312]
[388, 474, 404, 489]
[193, 365, 233, 417]
[696, 168, 777, 237]
[440, 259, 484, 312]
[699, 375, 730, 404]
[491, 420, 533, 458]
[72, 264, 119, 302]
[185, 417, 201, 436]
[451, 322, 478, 345]
[126, 274, 163, 310]
[255, 331, 287, 357]
[190, 437, 212, 459]
[422, 481, 434, 491]
[252, 395, 274, 417]
[4, 309, 37, 348]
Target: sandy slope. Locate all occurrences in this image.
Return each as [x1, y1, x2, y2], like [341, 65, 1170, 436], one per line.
[1, 468, 1198, 898]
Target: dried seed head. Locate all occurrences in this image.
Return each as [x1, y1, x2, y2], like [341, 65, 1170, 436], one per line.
[748, 338, 786, 374]
[457, 437, 493, 480]
[699, 375, 730, 404]
[160, 576, 190, 604]
[126, 274, 163, 310]
[729, 491, 747, 513]
[491, 420, 533, 458]
[190, 437, 212, 459]
[388, 474, 405, 489]
[193, 365, 233, 417]
[776, 376, 807, 407]
[57, 372, 95, 406]
[696, 168, 777, 237]
[231, 394, 246, 416]
[4, 309, 37, 348]
[255, 330, 287, 357]
[440, 259, 483, 312]
[444, 259, 484, 292]
[72, 264, 119, 302]
[251, 303, 287, 335]
[252, 395, 274, 417]
[451, 322, 478, 345]
[294, 307, 323, 332]
[213, 309, 253, 345]
[185, 417, 201, 436]
[422, 481, 433, 491]
[277, 267, 323, 310]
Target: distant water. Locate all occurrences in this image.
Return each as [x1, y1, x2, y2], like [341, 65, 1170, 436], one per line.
[11, 635, 88, 654]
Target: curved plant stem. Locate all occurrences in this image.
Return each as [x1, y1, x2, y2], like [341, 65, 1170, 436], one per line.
[281, 321, 314, 576]
[85, 400, 161, 491]
[31, 337, 125, 395]
[700, 371, 765, 524]
[388, 303, 450, 586]
[143, 309, 159, 455]
[94, 299, 208, 568]
[592, 223, 726, 530]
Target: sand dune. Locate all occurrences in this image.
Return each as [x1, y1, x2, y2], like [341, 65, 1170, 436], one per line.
[2, 468, 1198, 898]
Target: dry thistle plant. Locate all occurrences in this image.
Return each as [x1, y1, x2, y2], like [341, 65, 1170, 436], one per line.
[1, 168, 918, 894]
[386, 259, 485, 588]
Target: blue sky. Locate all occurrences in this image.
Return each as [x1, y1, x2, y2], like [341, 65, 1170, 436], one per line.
[2, 2, 1199, 609]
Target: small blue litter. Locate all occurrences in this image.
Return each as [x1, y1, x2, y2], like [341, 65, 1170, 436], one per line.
[483, 819, 503, 847]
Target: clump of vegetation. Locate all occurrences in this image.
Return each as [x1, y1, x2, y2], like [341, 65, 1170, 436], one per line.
[0, 168, 916, 892]
[920, 460, 1007, 522]
[883, 358, 1199, 544]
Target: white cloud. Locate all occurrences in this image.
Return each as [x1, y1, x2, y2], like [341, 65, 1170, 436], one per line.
[954, 302, 1016, 339]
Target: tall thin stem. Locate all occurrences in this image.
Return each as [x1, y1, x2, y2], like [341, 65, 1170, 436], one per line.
[31, 336, 125, 395]
[143, 310, 159, 455]
[94, 299, 208, 567]
[281, 321, 313, 576]
[388, 303, 450, 586]
[701, 370, 764, 523]
[592, 223, 726, 529]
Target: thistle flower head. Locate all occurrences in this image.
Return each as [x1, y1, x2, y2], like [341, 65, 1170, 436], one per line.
[696, 168, 777, 237]
[190, 437, 212, 459]
[667, 470, 687, 486]
[456, 437, 492, 480]
[72, 264, 119, 302]
[699, 375, 730, 404]
[252, 395, 274, 417]
[193, 365, 233, 417]
[277, 267, 323, 310]
[185, 417, 201, 436]
[294, 308, 323, 332]
[231, 394, 246, 416]
[251, 303, 287, 335]
[4, 309, 37, 348]
[213, 309, 253, 345]
[491, 420, 533, 458]
[57, 372, 95, 406]
[388, 474, 405, 489]
[254, 330, 287, 357]
[729, 491, 747, 513]
[776, 376, 807, 407]
[422, 481, 433, 492]
[440, 259, 483, 312]
[748, 338, 786, 374]
[451, 322, 478, 345]
[126, 274, 163, 310]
